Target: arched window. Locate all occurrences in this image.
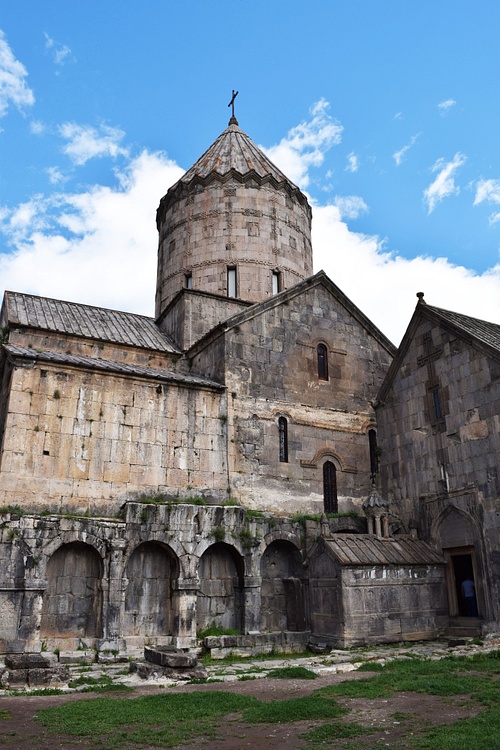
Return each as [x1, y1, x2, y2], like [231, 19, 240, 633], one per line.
[278, 416, 288, 463]
[323, 461, 337, 513]
[317, 344, 328, 380]
[368, 429, 378, 479]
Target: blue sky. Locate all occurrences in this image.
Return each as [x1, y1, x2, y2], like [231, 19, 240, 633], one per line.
[0, 1, 499, 343]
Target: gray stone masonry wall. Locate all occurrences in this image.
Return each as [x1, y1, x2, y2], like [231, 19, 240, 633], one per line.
[191, 280, 393, 512]
[376, 316, 500, 623]
[0, 504, 328, 655]
[308, 545, 447, 647]
[159, 290, 249, 350]
[0, 359, 228, 514]
[155, 180, 313, 317]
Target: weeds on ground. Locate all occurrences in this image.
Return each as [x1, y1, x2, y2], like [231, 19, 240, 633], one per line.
[266, 666, 317, 680]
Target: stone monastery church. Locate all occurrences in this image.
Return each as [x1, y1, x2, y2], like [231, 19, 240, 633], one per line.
[0, 109, 499, 658]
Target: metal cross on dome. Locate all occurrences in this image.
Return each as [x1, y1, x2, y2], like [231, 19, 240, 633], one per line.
[228, 89, 239, 118]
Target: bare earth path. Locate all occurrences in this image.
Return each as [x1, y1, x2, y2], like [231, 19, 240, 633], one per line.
[0, 670, 480, 750]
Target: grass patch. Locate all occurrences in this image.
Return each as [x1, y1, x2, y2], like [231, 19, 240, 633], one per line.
[266, 666, 318, 680]
[320, 651, 500, 701]
[198, 623, 240, 638]
[37, 692, 257, 748]
[300, 720, 376, 745]
[412, 707, 500, 749]
[242, 695, 346, 724]
[0, 710, 11, 720]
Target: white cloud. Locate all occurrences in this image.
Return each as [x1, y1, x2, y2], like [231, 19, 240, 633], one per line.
[423, 153, 466, 213]
[312, 204, 500, 343]
[333, 195, 368, 220]
[473, 178, 500, 224]
[30, 120, 45, 135]
[345, 152, 358, 173]
[393, 133, 420, 166]
[0, 29, 35, 117]
[262, 98, 343, 188]
[59, 122, 129, 165]
[46, 166, 67, 185]
[0, 104, 498, 347]
[43, 32, 72, 67]
[0, 150, 184, 313]
[438, 98, 456, 113]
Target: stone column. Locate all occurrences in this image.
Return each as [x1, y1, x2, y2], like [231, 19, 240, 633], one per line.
[97, 538, 128, 653]
[173, 578, 199, 649]
[243, 576, 262, 634]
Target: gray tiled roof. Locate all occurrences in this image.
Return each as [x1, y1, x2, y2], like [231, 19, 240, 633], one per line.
[427, 305, 500, 352]
[179, 120, 294, 186]
[3, 292, 179, 353]
[324, 534, 444, 565]
[4, 345, 223, 390]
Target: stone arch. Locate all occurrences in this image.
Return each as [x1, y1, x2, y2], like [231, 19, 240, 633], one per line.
[196, 543, 244, 634]
[260, 540, 306, 632]
[433, 504, 488, 619]
[41, 530, 107, 570]
[123, 542, 179, 638]
[40, 541, 103, 640]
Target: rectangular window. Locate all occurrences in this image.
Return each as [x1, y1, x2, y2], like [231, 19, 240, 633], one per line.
[433, 388, 443, 420]
[227, 267, 237, 298]
[185, 273, 192, 289]
[272, 271, 281, 295]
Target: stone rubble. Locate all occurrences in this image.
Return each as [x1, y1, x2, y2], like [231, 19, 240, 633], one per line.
[0, 634, 498, 693]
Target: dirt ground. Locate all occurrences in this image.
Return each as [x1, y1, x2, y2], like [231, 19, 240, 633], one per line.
[0, 670, 480, 750]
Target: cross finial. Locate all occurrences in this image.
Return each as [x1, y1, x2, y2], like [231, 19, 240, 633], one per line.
[228, 89, 239, 125]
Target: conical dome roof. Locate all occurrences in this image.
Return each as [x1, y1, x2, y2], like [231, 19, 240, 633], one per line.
[155, 115, 313, 319]
[157, 118, 308, 225]
[180, 117, 294, 186]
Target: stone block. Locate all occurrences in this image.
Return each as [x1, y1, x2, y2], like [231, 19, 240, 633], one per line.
[5, 653, 56, 670]
[144, 646, 197, 668]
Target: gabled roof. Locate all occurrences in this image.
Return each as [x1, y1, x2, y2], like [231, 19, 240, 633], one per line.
[377, 298, 500, 404]
[1, 291, 180, 354]
[318, 533, 444, 566]
[187, 270, 397, 359]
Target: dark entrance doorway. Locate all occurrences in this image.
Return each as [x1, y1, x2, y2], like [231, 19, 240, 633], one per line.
[452, 553, 478, 617]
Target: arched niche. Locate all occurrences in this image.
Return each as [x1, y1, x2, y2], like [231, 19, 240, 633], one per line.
[123, 542, 179, 637]
[40, 541, 103, 639]
[260, 540, 306, 632]
[196, 543, 244, 634]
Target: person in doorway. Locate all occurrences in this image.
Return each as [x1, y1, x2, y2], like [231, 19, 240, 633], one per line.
[461, 576, 478, 617]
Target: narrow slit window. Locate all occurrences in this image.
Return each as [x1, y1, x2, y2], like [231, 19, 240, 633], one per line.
[272, 271, 281, 295]
[317, 344, 328, 380]
[185, 273, 192, 289]
[227, 267, 237, 298]
[433, 389, 443, 420]
[323, 461, 338, 513]
[368, 429, 378, 479]
[278, 416, 288, 463]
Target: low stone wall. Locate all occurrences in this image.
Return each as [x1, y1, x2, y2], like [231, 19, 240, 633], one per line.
[202, 631, 311, 659]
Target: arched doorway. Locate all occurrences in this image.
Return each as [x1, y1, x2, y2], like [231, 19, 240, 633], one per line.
[260, 540, 306, 632]
[197, 543, 244, 633]
[435, 506, 485, 620]
[41, 542, 103, 639]
[123, 542, 179, 637]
